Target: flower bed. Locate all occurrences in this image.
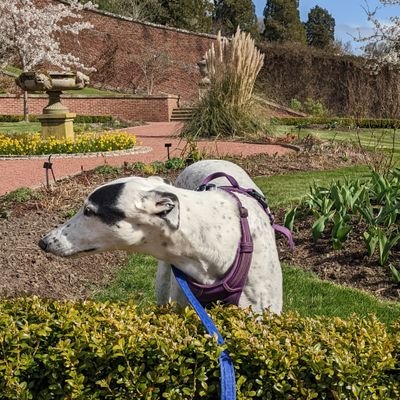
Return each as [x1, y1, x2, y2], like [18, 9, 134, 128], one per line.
[0, 131, 136, 155]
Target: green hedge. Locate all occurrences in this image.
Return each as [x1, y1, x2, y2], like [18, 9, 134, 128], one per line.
[0, 115, 114, 124]
[0, 297, 399, 399]
[272, 116, 400, 129]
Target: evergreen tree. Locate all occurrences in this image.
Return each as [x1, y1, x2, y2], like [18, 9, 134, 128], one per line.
[158, 0, 213, 33]
[305, 6, 335, 49]
[263, 0, 306, 43]
[213, 0, 259, 38]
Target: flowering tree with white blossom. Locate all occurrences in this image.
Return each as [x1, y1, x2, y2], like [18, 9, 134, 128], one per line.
[361, 0, 400, 73]
[0, 0, 94, 121]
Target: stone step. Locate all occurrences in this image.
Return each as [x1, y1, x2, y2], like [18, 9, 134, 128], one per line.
[170, 107, 197, 121]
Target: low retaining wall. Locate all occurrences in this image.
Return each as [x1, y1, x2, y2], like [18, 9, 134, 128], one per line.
[0, 94, 179, 122]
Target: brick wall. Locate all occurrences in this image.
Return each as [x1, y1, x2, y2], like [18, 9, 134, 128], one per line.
[36, 0, 216, 103]
[0, 94, 179, 122]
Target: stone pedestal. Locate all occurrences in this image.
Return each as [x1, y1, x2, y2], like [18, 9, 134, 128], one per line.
[16, 71, 91, 141]
[38, 112, 76, 140]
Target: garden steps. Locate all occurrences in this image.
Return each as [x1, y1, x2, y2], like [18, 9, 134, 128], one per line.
[170, 99, 306, 122]
[170, 107, 197, 121]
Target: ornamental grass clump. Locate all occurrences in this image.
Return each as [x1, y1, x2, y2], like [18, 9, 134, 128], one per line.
[184, 28, 265, 139]
[0, 131, 136, 155]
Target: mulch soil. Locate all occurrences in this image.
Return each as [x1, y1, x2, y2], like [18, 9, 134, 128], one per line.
[1, 146, 399, 302]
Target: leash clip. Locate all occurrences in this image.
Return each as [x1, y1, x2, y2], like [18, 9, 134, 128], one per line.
[247, 189, 266, 204]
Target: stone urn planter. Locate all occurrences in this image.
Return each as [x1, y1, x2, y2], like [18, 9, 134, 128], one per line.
[16, 71, 90, 140]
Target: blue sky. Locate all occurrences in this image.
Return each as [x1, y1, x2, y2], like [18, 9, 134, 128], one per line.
[253, 0, 400, 52]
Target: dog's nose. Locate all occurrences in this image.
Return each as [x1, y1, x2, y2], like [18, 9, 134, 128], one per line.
[38, 238, 48, 252]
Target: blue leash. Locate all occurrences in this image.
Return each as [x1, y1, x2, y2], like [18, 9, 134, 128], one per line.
[172, 266, 236, 400]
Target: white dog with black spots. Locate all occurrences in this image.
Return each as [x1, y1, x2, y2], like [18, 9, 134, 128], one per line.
[39, 160, 282, 314]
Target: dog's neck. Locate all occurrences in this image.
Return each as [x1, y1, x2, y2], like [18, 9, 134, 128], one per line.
[137, 189, 241, 285]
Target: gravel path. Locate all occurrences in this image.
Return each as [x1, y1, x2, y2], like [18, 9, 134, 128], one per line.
[0, 122, 293, 195]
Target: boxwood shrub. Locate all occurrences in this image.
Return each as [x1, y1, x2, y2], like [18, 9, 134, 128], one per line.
[0, 297, 399, 399]
[272, 116, 400, 129]
[0, 115, 114, 124]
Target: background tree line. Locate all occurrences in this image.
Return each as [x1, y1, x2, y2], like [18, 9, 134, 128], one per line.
[92, 0, 338, 52]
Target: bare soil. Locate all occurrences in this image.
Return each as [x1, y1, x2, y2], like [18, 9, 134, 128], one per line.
[1, 148, 398, 302]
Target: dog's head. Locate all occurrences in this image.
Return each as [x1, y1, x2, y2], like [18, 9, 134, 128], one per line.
[38, 176, 180, 257]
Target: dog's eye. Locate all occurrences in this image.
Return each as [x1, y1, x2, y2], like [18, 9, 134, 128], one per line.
[84, 207, 95, 217]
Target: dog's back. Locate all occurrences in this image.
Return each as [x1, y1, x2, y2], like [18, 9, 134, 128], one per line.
[175, 160, 263, 194]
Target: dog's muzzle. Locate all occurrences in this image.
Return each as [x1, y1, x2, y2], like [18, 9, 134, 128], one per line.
[38, 238, 49, 252]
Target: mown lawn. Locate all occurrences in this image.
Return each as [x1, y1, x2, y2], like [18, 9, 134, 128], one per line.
[254, 165, 370, 208]
[273, 124, 400, 157]
[96, 253, 400, 326]
[0, 122, 41, 134]
[0, 121, 114, 135]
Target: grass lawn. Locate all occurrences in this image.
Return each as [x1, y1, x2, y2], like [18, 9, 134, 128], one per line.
[272, 124, 400, 158]
[0, 121, 41, 134]
[95, 165, 400, 325]
[95, 254, 157, 307]
[0, 121, 116, 135]
[254, 165, 370, 208]
[96, 253, 400, 326]
[284, 266, 400, 325]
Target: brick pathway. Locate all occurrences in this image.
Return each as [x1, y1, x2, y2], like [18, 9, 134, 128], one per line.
[0, 122, 292, 195]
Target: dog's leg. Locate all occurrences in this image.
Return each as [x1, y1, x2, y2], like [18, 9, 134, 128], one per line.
[156, 261, 172, 305]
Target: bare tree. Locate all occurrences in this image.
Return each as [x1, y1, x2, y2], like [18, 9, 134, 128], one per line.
[122, 0, 163, 21]
[133, 48, 172, 95]
[95, 0, 163, 22]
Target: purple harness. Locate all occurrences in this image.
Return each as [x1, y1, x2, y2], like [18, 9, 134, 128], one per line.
[176, 172, 294, 308]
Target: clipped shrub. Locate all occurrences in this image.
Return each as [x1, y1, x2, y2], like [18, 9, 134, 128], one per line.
[0, 297, 399, 399]
[74, 115, 113, 124]
[288, 98, 328, 116]
[0, 114, 24, 123]
[272, 116, 400, 129]
[289, 98, 302, 112]
[0, 114, 114, 123]
[303, 98, 328, 117]
[0, 132, 136, 156]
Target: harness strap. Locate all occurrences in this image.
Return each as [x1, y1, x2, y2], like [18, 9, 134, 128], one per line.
[200, 171, 240, 188]
[185, 189, 254, 306]
[205, 175, 295, 251]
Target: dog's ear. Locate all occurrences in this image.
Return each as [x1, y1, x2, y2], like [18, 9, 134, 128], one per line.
[138, 190, 180, 229]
